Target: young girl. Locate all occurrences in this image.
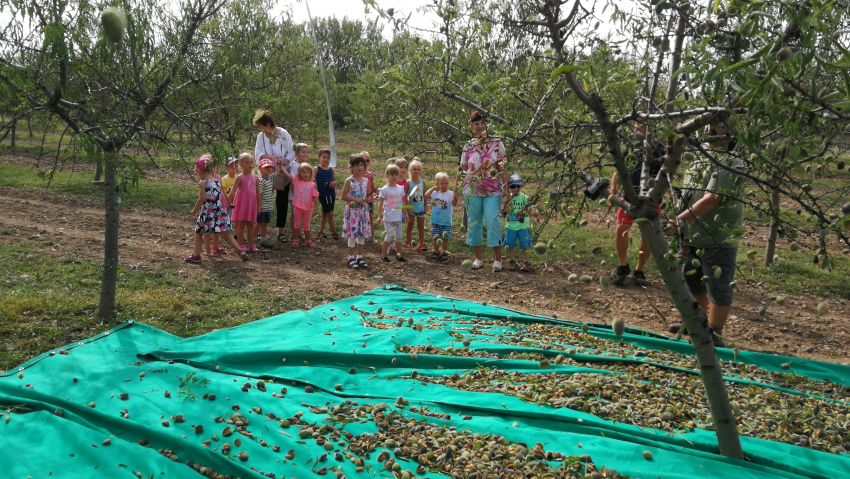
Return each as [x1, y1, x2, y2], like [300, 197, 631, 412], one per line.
[360, 151, 377, 243]
[314, 148, 339, 240]
[341, 156, 372, 269]
[279, 162, 319, 247]
[210, 161, 229, 255]
[424, 171, 460, 263]
[186, 157, 248, 263]
[404, 159, 427, 250]
[376, 164, 409, 264]
[227, 153, 262, 253]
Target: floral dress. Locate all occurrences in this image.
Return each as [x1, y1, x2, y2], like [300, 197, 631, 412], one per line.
[195, 179, 231, 233]
[343, 177, 372, 239]
[460, 136, 506, 197]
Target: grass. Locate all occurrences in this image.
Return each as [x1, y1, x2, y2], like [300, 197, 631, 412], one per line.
[0, 243, 337, 372]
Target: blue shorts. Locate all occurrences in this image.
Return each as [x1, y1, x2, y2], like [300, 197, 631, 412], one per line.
[410, 211, 426, 218]
[504, 228, 531, 251]
[431, 223, 452, 239]
[256, 211, 272, 223]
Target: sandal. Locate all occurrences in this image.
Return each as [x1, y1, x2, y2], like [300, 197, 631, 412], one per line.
[508, 259, 517, 271]
[439, 252, 450, 264]
[418, 243, 428, 251]
[403, 242, 412, 248]
[471, 259, 484, 270]
[520, 260, 531, 272]
[331, 233, 340, 240]
[348, 258, 360, 269]
[277, 234, 288, 243]
[248, 245, 260, 253]
[431, 252, 441, 262]
[304, 240, 316, 248]
[216, 247, 227, 255]
[356, 258, 369, 269]
[492, 261, 503, 272]
[184, 254, 201, 264]
[317, 232, 328, 239]
[204, 250, 219, 257]
[291, 239, 300, 248]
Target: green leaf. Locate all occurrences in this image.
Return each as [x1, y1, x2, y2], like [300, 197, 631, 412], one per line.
[713, 0, 722, 13]
[550, 64, 585, 79]
[726, 58, 759, 72]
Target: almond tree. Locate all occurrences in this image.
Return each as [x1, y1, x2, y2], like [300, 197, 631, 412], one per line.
[382, 0, 850, 458]
[0, 0, 229, 320]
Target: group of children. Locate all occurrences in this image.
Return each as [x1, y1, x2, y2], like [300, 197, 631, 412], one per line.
[187, 150, 537, 271]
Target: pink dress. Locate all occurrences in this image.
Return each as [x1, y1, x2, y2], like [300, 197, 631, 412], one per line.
[232, 173, 258, 221]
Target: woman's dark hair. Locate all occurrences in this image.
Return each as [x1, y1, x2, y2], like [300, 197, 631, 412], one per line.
[470, 110, 484, 123]
[350, 155, 366, 168]
[254, 109, 276, 129]
[318, 148, 332, 158]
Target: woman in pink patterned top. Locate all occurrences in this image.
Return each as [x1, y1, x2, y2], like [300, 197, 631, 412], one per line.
[460, 110, 509, 271]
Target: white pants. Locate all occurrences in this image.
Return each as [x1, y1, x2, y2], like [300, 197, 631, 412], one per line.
[384, 221, 403, 243]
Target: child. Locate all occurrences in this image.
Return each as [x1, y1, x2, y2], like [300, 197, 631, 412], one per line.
[404, 159, 427, 250]
[502, 174, 533, 271]
[376, 164, 409, 264]
[360, 151, 377, 243]
[284, 144, 312, 241]
[395, 158, 412, 236]
[314, 148, 339, 240]
[255, 159, 276, 243]
[220, 156, 239, 239]
[227, 153, 262, 253]
[279, 162, 319, 247]
[209, 158, 227, 255]
[341, 155, 372, 269]
[424, 171, 460, 262]
[186, 157, 248, 263]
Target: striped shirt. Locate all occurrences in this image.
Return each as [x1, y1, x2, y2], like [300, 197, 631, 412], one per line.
[258, 173, 275, 212]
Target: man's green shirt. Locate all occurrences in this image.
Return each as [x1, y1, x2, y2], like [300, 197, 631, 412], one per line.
[680, 152, 747, 248]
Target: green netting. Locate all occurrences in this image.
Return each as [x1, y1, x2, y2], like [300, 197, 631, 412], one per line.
[1, 285, 848, 479]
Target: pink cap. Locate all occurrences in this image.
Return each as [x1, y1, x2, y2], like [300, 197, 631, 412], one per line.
[259, 159, 274, 169]
[194, 157, 212, 171]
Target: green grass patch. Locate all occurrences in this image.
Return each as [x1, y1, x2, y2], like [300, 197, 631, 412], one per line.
[0, 243, 337, 371]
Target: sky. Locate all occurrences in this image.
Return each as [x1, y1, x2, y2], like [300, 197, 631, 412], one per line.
[279, 0, 444, 39]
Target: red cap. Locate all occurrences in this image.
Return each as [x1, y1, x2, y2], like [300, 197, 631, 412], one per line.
[259, 159, 274, 169]
[194, 157, 212, 171]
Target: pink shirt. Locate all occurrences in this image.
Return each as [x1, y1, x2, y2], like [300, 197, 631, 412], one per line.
[363, 171, 375, 203]
[291, 177, 318, 211]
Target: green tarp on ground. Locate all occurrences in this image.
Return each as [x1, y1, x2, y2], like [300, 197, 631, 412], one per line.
[1, 285, 848, 479]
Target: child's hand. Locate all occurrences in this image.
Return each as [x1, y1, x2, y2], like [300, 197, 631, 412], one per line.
[376, 218, 383, 225]
[191, 208, 199, 216]
[329, 181, 337, 188]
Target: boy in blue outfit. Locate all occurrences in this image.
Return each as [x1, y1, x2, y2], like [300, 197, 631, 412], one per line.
[502, 174, 533, 271]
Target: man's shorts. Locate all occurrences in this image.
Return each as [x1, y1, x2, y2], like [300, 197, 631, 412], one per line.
[504, 228, 532, 251]
[319, 196, 335, 214]
[256, 211, 272, 223]
[431, 223, 452, 240]
[683, 245, 738, 306]
[617, 204, 663, 225]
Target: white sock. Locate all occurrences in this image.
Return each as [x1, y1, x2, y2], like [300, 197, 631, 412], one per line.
[348, 255, 354, 260]
[356, 255, 362, 260]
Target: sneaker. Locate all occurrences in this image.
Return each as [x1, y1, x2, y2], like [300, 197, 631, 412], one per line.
[184, 254, 201, 264]
[633, 270, 648, 287]
[248, 245, 260, 253]
[709, 327, 727, 348]
[396, 256, 408, 263]
[668, 323, 690, 336]
[380, 256, 392, 264]
[356, 258, 369, 269]
[611, 265, 631, 286]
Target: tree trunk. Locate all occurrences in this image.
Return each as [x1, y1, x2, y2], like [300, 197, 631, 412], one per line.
[10, 121, 15, 150]
[94, 156, 103, 183]
[98, 153, 120, 321]
[638, 220, 744, 459]
[27, 116, 33, 137]
[764, 179, 781, 266]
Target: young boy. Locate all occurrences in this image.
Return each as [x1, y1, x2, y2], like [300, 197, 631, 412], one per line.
[502, 174, 532, 271]
[255, 158, 276, 243]
[313, 148, 338, 239]
[394, 158, 412, 232]
[376, 164, 409, 264]
[424, 171, 460, 262]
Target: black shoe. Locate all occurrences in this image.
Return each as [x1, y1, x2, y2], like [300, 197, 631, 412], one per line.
[396, 256, 408, 263]
[357, 258, 369, 268]
[668, 323, 687, 335]
[380, 257, 392, 264]
[611, 265, 631, 286]
[709, 327, 727, 348]
[633, 270, 648, 287]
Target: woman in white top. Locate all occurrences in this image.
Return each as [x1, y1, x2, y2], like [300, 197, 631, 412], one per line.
[254, 110, 296, 242]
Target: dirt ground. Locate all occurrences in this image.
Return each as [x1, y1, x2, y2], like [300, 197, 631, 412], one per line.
[2, 182, 848, 367]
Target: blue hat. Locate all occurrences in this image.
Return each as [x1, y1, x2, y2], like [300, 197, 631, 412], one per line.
[509, 174, 523, 186]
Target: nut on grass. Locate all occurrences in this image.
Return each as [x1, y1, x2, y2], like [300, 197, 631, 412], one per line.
[461, 259, 473, 269]
[775, 296, 785, 305]
[817, 302, 828, 315]
[580, 274, 592, 284]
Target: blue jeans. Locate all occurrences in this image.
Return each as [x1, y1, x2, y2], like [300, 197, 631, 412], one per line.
[466, 195, 502, 248]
